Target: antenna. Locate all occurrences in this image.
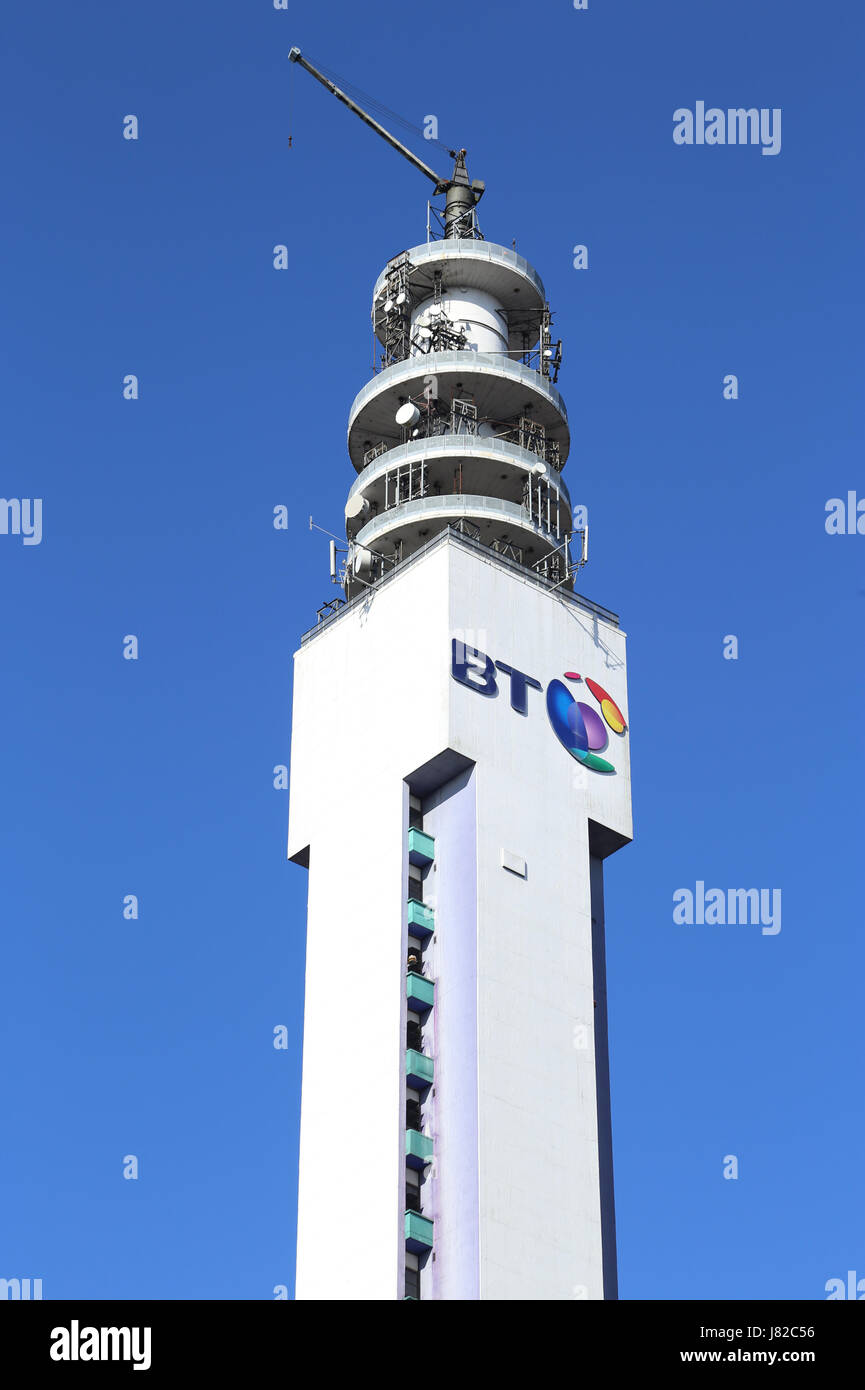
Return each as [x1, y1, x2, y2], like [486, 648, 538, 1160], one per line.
[309, 515, 343, 544]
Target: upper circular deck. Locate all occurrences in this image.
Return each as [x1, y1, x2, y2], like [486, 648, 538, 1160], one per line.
[372, 240, 547, 354]
[373, 239, 546, 307]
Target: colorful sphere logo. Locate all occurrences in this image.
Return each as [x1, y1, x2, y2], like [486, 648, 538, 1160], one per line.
[546, 672, 627, 774]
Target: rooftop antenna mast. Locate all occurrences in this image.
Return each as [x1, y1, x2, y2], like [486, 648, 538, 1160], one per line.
[288, 47, 485, 239]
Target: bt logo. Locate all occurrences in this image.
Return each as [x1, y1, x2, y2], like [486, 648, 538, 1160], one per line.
[451, 640, 627, 774]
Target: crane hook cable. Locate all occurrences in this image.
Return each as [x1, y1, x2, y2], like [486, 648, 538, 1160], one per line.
[291, 49, 458, 160]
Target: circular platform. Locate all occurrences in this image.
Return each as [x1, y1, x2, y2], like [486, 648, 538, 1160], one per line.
[355, 493, 567, 572]
[344, 436, 573, 539]
[348, 351, 570, 472]
[372, 240, 549, 354]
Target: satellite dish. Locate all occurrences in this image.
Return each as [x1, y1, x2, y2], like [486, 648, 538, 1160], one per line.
[353, 546, 374, 576]
[395, 403, 421, 427]
[345, 494, 369, 520]
[531, 461, 547, 476]
[396, 291, 406, 306]
[384, 299, 394, 314]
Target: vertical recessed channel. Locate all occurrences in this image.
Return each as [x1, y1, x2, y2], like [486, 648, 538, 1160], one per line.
[414, 764, 479, 1301]
[590, 853, 618, 1300]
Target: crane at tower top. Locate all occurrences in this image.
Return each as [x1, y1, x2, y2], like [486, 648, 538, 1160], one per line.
[288, 47, 485, 239]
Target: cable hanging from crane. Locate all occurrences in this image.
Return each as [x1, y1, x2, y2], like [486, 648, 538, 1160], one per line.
[288, 49, 458, 159]
[289, 47, 485, 240]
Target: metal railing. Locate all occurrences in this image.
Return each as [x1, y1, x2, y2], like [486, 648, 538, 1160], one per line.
[350, 350, 569, 434]
[300, 526, 619, 645]
[372, 240, 546, 307]
[346, 436, 572, 511]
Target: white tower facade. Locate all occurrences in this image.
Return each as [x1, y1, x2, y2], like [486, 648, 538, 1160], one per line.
[289, 232, 632, 1301]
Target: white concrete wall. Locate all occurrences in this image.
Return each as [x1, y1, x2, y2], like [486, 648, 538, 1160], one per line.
[289, 549, 451, 1300]
[289, 536, 631, 1300]
[445, 543, 629, 1300]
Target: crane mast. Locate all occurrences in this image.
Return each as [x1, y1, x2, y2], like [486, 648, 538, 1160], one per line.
[288, 47, 485, 238]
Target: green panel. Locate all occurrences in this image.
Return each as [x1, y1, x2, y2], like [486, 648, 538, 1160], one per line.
[406, 1130, 434, 1166]
[406, 971, 435, 1011]
[405, 1048, 434, 1088]
[407, 899, 435, 936]
[408, 828, 435, 866]
[404, 1211, 434, 1250]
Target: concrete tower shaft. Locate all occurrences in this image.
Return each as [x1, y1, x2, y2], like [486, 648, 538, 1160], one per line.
[290, 534, 631, 1300]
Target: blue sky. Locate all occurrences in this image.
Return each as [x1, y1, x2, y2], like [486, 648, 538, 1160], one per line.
[1, 0, 862, 1299]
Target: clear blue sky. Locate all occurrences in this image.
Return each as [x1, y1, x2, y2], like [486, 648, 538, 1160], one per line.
[1, 0, 862, 1300]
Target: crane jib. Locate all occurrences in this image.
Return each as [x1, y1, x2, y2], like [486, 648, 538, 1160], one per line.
[288, 46, 484, 235]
